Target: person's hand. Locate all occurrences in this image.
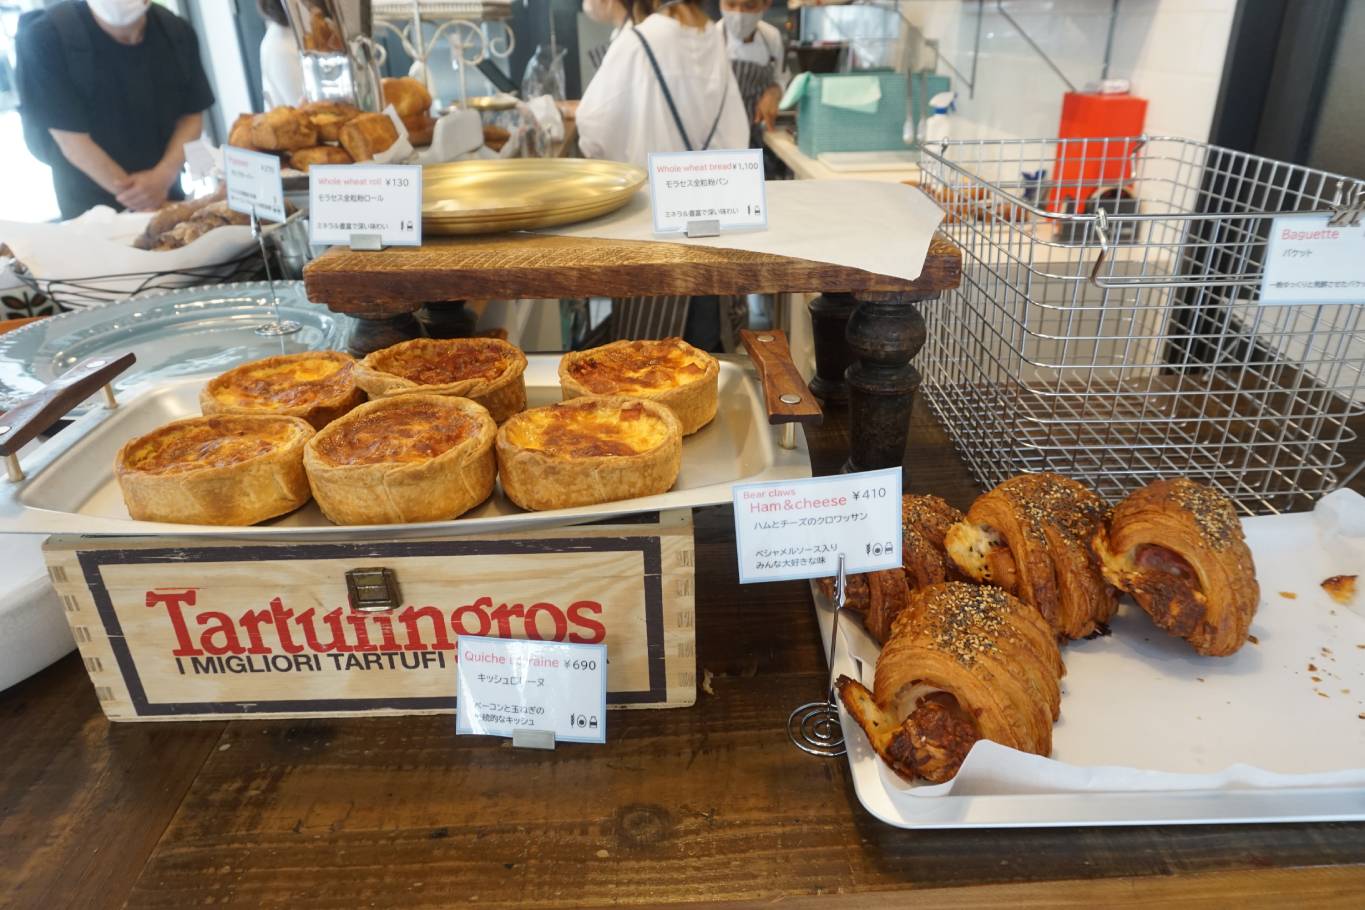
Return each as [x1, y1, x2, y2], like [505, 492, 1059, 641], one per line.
[115, 164, 177, 211]
[755, 85, 782, 131]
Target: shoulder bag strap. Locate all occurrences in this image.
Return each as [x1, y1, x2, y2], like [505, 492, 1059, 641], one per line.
[631, 27, 693, 152]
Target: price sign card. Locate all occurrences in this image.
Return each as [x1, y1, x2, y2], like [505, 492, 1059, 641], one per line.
[309, 164, 423, 247]
[732, 467, 903, 584]
[223, 145, 285, 222]
[1261, 214, 1365, 305]
[456, 636, 607, 744]
[647, 148, 767, 235]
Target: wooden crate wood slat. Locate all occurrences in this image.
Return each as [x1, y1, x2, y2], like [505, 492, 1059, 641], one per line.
[43, 510, 696, 721]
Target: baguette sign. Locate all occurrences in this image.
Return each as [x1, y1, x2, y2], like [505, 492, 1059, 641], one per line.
[45, 523, 696, 720]
[1261, 213, 1365, 305]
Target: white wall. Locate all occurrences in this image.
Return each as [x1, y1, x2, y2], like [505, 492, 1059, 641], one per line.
[900, 0, 1237, 143]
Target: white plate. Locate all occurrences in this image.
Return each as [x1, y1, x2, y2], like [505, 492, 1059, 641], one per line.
[0, 355, 811, 539]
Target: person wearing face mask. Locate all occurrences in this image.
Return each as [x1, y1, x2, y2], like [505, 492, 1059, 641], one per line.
[15, 0, 215, 219]
[719, 0, 788, 151]
[577, 0, 746, 170]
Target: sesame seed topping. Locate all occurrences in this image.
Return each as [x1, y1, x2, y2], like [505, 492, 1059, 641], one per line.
[1167, 478, 1239, 550]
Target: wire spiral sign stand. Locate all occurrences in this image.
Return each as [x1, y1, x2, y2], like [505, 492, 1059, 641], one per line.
[787, 553, 847, 757]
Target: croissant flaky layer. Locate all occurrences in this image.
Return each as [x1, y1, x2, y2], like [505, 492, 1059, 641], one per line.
[1094, 478, 1259, 656]
[818, 495, 965, 642]
[945, 472, 1117, 639]
[838, 582, 1064, 783]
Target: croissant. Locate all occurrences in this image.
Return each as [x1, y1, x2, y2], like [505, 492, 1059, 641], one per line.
[837, 582, 1063, 783]
[817, 494, 964, 642]
[1093, 478, 1258, 656]
[945, 473, 1116, 639]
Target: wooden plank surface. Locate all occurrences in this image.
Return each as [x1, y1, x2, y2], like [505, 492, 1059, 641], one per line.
[2, 402, 1364, 909]
[302, 233, 961, 314]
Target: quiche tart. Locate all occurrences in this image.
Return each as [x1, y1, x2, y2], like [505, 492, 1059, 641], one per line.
[559, 338, 719, 435]
[355, 338, 528, 424]
[200, 351, 364, 430]
[304, 394, 496, 525]
[497, 396, 682, 511]
[115, 415, 314, 526]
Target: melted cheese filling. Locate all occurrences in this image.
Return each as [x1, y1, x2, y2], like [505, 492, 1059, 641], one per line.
[372, 340, 511, 387]
[126, 418, 299, 475]
[315, 399, 478, 466]
[567, 339, 710, 395]
[504, 400, 669, 457]
[211, 357, 349, 409]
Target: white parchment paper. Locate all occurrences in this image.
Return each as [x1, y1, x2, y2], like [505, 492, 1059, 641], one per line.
[535, 180, 945, 283]
[826, 489, 1365, 802]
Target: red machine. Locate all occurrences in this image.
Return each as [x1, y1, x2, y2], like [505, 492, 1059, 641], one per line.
[1048, 89, 1148, 214]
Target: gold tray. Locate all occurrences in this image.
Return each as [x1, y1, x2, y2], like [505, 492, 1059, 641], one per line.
[422, 159, 646, 236]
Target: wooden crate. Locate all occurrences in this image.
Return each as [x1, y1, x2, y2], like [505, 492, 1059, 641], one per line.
[44, 511, 696, 721]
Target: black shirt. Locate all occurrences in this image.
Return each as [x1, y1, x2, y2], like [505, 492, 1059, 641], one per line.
[18, 2, 215, 219]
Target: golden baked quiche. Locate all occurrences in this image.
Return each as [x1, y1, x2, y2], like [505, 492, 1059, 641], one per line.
[559, 337, 718, 435]
[496, 396, 682, 511]
[115, 414, 314, 525]
[304, 394, 496, 525]
[200, 351, 364, 429]
[354, 337, 527, 424]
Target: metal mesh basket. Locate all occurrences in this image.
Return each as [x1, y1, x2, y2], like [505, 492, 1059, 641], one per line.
[918, 135, 1365, 514]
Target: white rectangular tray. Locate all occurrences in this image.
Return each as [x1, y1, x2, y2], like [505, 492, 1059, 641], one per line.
[0, 355, 811, 539]
[815, 497, 1365, 828]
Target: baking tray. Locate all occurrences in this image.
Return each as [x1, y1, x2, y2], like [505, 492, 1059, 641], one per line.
[0, 282, 350, 412]
[814, 498, 1365, 827]
[0, 355, 810, 539]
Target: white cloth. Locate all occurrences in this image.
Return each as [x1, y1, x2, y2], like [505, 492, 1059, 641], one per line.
[260, 22, 304, 109]
[725, 19, 789, 90]
[577, 15, 748, 168]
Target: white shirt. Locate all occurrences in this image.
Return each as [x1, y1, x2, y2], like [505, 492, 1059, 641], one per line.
[260, 22, 304, 109]
[725, 19, 789, 90]
[577, 15, 748, 168]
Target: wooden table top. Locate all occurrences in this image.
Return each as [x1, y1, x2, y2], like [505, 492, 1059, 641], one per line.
[3, 401, 1365, 908]
[302, 233, 962, 315]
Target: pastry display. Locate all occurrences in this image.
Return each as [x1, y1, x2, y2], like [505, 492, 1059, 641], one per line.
[114, 415, 314, 526]
[249, 106, 318, 151]
[355, 337, 528, 424]
[382, 77, 433, 118]
[304, 395, 496, 525]
[133, 192, 252, 251]
[289, 145, 354, 172]
[339, 112, 400, 162]
[200, 351, 364, 430]
[559, 338, 719, 436]
[818, 494, 966, 642]
[1093, 478, 1259, 656]
[299, 100, 362, 142]
[496, 396, 682, 511]
[837, 582, 1064, 783]
[945, 472, 1116, 639]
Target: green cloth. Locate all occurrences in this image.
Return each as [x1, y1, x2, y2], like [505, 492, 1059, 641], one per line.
[819, 75, 882, 114]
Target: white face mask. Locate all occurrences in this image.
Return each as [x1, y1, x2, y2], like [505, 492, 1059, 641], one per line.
[723, 10, 761, 40]
[582, 0, 619, 26]
[87, 0, 150, 29]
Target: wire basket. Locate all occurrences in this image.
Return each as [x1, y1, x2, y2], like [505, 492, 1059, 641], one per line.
[918, 135, 1365, 515]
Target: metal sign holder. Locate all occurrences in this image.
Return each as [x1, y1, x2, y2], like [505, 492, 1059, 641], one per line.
[250, 206, 302, 338]
[787, 553, 848, 757]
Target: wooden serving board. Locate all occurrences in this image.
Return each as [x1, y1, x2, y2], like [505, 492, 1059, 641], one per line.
[43, 511, 696, 721]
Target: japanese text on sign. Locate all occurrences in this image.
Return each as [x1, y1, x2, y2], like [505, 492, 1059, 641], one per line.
[455, 636, 607, 744]
[1261, 214, 1365, 305]
[309, 164, 423, 247]
[731, 467, 903, 584]
[648, 148, 767, 235]
[223, 146, 285, 222]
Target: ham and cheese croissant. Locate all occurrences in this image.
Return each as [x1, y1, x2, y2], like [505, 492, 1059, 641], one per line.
[837, 582, 1063, 783]
[945, 473, 1116, 639]
[817, 494, 964, 642]
[1093, 478, 1258, 656]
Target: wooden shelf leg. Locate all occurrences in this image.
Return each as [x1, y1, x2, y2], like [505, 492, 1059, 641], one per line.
[844, 292, 930, 479]
[807, 292, 857, 403]
[347, 311, 424, 357]
[418, 301, 476, 339]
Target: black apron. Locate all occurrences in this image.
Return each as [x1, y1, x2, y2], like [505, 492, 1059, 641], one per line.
[727, 26, 780, 150]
